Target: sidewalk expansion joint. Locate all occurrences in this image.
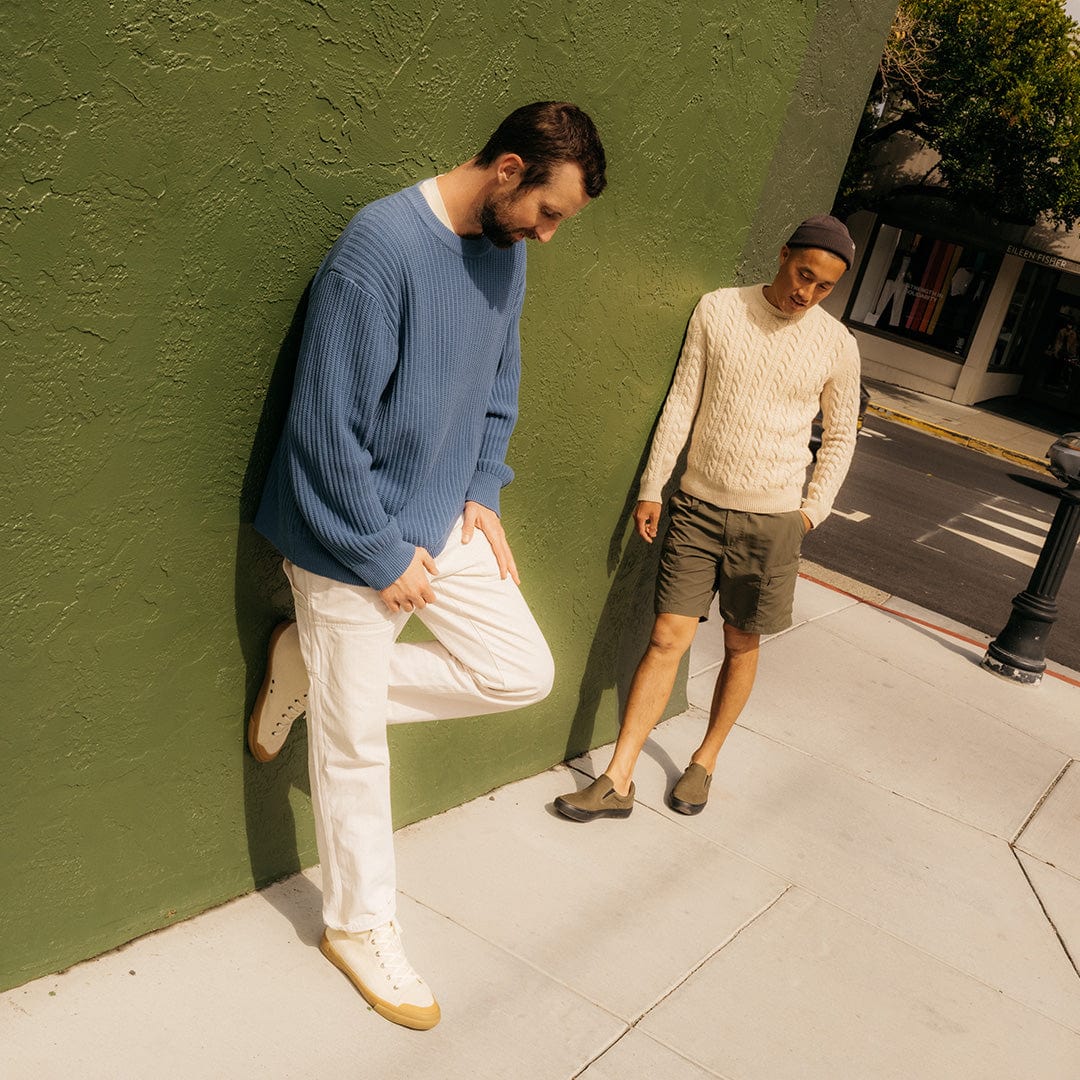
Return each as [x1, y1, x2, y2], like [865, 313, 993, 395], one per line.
[397, 891, 631, 1027]
[566, 887, 794, 1079]
[1011, 845, 1080, 983]
[627, 885, 792, 1028]
[1009, 759, 1079, 984]
[570, 1029, 633, 1080]
[570, 1027, 728, 1080]
[738, 721, 1026, 845]
[1012, 759, 1073, 847]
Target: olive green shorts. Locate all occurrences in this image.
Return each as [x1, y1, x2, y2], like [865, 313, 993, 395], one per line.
[655, 490, 806, 635]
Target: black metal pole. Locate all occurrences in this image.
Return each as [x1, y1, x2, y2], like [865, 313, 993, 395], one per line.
[982, 487, 1080, 684]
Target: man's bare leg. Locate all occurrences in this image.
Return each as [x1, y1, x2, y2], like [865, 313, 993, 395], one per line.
[604, 613, 700, 796]
[689, 623, 760, 774]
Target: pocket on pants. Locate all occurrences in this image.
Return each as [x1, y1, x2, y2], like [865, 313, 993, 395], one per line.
[282, 558, 310, 603]
[789, 509, 809, 552]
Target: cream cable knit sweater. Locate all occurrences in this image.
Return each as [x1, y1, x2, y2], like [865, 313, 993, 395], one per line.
[638, 284, 861, 527]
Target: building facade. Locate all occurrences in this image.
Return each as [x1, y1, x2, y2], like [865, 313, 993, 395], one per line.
[826, 204, 1080, 422]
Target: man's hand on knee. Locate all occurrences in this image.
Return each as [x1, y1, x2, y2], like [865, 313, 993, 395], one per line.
[380, 547, 438, 612]
[461, 501, 520, 585]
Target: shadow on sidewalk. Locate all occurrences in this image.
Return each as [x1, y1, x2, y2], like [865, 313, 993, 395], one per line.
[874, 605, 988, 666]
[257, 870, 325, 948]
[978, 395, 1076, 438]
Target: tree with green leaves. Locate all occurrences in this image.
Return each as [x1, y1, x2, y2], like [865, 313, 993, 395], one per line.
[837, 0, 1080, 227]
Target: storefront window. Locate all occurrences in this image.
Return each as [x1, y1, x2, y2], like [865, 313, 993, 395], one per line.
[846, 223, 1001, 360]
[1040, 306, 1080, 392]
[988, 262, 1055, 373]
[1030, 281, 1080, 399]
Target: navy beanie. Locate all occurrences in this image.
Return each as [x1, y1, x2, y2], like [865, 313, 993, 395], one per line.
[786, 215, 856, 268]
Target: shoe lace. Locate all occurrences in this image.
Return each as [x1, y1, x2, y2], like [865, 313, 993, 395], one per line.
[268, 678, 308, 732]
[369, 921, 419, 989]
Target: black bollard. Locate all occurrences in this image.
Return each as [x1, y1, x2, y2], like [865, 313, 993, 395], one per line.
[982, 486, 1080, 684]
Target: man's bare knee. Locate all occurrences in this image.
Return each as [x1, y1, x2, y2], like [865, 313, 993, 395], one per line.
[722, 623, 760, 657]
[646, 614, 699, 658]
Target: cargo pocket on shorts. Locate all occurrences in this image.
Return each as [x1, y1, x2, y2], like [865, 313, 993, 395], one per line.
[756, 557, 800, 634]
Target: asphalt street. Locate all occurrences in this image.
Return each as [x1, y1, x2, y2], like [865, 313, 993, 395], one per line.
[803, 415, 1080, 671]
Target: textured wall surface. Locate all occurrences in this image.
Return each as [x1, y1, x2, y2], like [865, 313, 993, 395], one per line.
[1, 0, 894, 990]
[738, 0, 897, 282]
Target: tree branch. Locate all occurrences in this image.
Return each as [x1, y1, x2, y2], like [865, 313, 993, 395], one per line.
[859, 113, 929, 147]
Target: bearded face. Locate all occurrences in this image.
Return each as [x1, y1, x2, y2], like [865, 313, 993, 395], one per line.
[475, 161, 592, 248]
[479, 189, 532, 248]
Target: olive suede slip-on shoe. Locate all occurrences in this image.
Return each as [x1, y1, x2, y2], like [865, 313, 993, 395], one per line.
[554, 773, 635, 821]
[669, 762, 711, 815]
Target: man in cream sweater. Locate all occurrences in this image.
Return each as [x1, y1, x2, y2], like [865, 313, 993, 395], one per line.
[556, 215, 861, 821]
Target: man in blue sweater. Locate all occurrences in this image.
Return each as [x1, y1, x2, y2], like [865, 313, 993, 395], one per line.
[250, 102, 606, 1030]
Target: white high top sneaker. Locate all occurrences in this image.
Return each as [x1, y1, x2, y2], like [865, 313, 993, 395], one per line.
[321, 921, 441, 1030]
[247, 621, 310, 763]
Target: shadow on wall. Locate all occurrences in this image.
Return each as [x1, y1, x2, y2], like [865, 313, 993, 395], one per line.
[227, 289, 688, 903]
[233, 285, 320, 921]
[562, 308, 696, 767]
[562, 441, 690, 765]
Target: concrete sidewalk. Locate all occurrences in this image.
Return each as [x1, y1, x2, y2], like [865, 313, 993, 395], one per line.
[3, 575, 1080, 1079]
[862, 377, 1061, 470]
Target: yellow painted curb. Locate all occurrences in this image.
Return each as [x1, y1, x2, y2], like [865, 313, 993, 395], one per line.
[866, 403, 1052, 475]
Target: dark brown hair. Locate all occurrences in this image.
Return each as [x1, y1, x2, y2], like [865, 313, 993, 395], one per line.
[475, 101, 607, 198]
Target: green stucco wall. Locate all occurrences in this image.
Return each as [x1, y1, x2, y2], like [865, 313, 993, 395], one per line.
[1, 0, 895, 991]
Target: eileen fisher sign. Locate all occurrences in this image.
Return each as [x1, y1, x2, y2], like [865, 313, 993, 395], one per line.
[1006, 244, 1073, 271]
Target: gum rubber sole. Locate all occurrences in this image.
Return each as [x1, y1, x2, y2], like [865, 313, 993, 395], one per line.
[319, 934, 441, 1031]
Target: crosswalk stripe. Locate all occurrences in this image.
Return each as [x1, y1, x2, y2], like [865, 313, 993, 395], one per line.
[990, 505, 1053, 530]
[960, 514, 1045, 548]
[938, 526, 1038, 568]
[915, 495, 1067, 569]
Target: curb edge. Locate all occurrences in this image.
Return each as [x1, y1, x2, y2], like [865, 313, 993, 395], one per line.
[866, 403, 1051, 474]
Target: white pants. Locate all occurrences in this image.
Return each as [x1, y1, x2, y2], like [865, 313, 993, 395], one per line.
[283, 520, 554, 932]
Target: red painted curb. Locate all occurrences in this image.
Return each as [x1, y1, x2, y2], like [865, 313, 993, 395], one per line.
[799, 572, 1080, 689]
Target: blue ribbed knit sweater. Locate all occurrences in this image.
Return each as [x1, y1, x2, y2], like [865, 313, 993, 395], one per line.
[255, 183, 527, 590]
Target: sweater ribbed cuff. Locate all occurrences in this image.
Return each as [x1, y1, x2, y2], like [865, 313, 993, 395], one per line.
[637, 481, 664, 505]
[465, 471, 504, 515]
[353, 535, 418, 591]
[799, 501, 824, 529]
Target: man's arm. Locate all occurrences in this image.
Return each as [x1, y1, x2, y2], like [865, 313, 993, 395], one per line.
[463, 294, 523, 515]
[286, 269, 417, 590]
[800, 334, 861, 528]
[459, 284, 524, 583]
